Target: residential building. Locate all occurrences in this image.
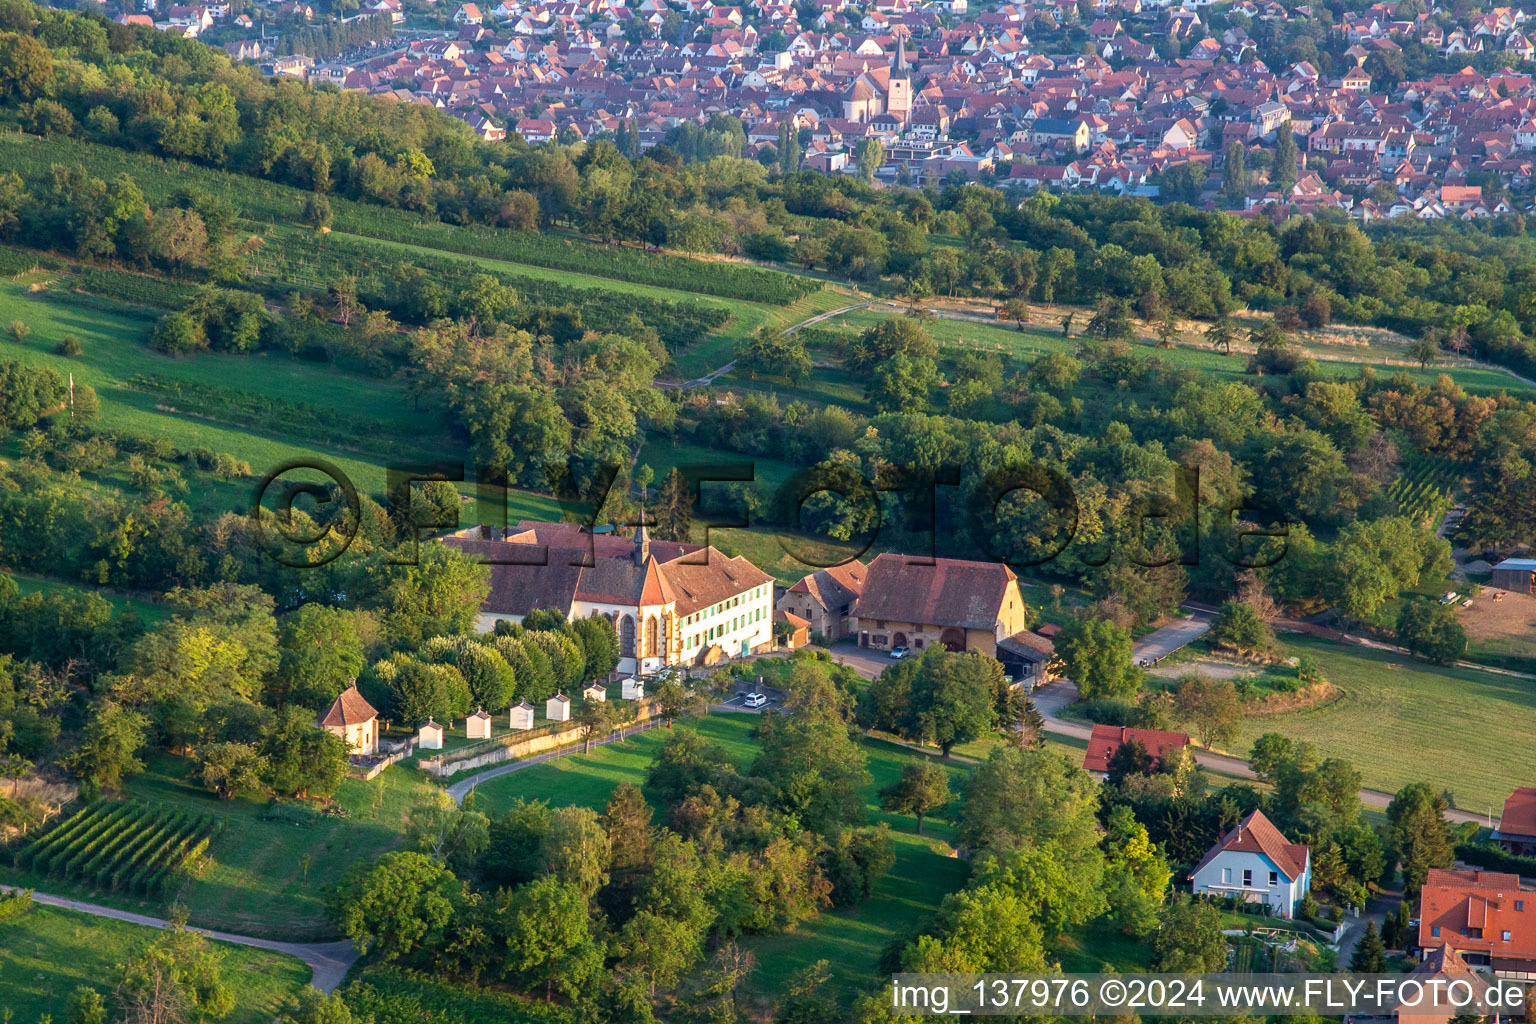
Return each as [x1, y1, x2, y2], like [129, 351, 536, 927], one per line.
[1492, 788, 1536, 856]
[1082, 724, 1190, 777]
[850, 552, 1030, 658]
[1190, 808, 1312, 917]
[1417, 868, 1536, 977]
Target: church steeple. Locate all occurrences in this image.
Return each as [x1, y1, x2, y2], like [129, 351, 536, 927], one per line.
[633, 514, 650, 566]
[894, 36, 909, 76]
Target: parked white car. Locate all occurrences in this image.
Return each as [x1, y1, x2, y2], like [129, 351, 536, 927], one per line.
[744, 692, 768, 708]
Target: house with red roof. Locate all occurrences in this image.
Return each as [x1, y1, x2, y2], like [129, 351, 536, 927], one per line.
[1082, 724, 1190, 777]
[1491, 787, 1536, 856]
[1417, 869, 1536, 976]
[1190, 808, 1312, 918]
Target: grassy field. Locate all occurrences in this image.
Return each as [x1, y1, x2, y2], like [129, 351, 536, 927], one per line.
[0, 274, 458, 500]
[0, 903, 310, 1024]
[319, 228, 854, 380]
[465, 713, 976, 1006]
[0, 273, 573, 530]
[840, 307, 1536, 399]
[0, 755, 442, 942]
[8, 571, 173, 624]
[1232, 636, 1536, 812]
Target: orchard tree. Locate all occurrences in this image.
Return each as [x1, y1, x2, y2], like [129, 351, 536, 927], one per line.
[66, 700, 147, 797]
[326, 851, 461, 960]
[1395, 600, 1467, 665]
[1152, 895, 1226, 971]
[1055, 617, 1138, 701]
[116, 911, 234, 1024]
[1172, 674, 1244, 748]
[1209, 600, 1273, 656]
[879, 758, 951, 834]
[197, 741, 268, 800]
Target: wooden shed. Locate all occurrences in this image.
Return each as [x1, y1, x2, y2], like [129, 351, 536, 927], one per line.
[1491, 557, 1536, 594]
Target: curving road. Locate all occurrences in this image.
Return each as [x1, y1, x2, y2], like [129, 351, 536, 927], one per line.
[0, 883, 359, 993]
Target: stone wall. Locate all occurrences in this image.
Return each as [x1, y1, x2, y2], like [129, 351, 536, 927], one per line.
[425, 696, 662, 777]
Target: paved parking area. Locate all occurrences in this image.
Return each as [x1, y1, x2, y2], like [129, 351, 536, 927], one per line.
[822, 639, 904, 679]
[715, 679, 785, 713]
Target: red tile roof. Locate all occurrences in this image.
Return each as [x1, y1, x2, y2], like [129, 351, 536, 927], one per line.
[1192, 808, 1308, 881]
[1418, 869, 1536, 964]
[1082, 724, 1189, 772]
[1499, 787, 1536, 838]
[317, 683, 377, 728]
[851, 553, 1017, 630]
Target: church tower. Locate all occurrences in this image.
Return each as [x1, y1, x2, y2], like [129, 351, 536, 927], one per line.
[887, 37, 912, 125]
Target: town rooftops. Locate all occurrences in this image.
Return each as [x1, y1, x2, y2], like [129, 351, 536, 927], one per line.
[317, 683, 377, 728]
[1192, 808, 1309, 881]
[1082, 724, 1190, 772]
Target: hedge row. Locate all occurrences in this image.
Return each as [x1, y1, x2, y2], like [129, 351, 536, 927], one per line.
[1455, 839, 1536, 876]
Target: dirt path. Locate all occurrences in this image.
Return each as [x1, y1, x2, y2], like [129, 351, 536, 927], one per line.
[661, 302, 872, 390]
[0, 884, 359, 993]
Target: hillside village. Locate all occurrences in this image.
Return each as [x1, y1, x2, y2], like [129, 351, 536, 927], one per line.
[131, 0, 1536, 217]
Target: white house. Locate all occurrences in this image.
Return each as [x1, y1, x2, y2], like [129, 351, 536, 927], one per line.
[1190, 809, 1311, 917]
[418, 719, 444, 750]
[467, 708, 492, 740]
[509, 702, 535, 730]
[582, 683, 607, 703]
[622, 677, 645, 700]
[546, 693, 571, 722]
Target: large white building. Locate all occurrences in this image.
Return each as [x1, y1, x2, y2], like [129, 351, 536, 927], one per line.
[443, 521, 774, 675]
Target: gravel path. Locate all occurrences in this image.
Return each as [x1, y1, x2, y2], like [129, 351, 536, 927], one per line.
[0, 884, 359, 993]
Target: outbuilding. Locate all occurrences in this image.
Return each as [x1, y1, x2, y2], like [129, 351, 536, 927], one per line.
[509, 702, 535, 730]
[546, 693, 570, 722]
[466, 708, 492, 740]
[1491, 557, 1536, 594]
[418, 719, 444, 749]
[621, 677, 645, 700]
[582, 683, 607, 703]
